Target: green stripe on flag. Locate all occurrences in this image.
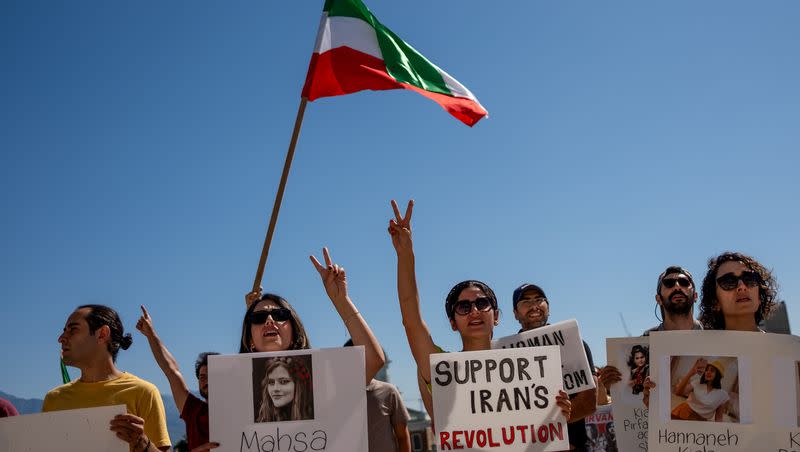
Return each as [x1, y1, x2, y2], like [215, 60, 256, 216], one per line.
[324, 0, 451, 96]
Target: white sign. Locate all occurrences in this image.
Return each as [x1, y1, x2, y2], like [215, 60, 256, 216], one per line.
[0, 404, 127, 452]
[607, 337, 650, 452]
[493, 319, 596, 395]
[647, 331, 800, 452]
[431, 345, 569, 451]
[209, 347, 367, 452]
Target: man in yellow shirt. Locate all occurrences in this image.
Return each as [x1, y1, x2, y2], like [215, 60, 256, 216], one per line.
[43, 304, 171, 452]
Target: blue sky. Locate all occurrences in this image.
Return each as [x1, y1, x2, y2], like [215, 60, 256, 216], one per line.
[2, 0, 798, 414]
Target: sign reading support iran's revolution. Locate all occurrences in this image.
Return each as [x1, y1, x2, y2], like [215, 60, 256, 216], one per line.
[606, 337, 650, 452]
[493, 319, 596, 395]
[647, 330, 800, 452]
[209, 347, 367, 452]
[431, 345, 569, 451]
[0, 405, 127, 451]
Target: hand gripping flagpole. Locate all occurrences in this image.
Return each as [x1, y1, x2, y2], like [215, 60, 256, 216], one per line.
[251, 97, 309, 297]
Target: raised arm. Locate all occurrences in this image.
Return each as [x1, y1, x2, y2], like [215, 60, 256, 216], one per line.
[389, 200, 439, 383]
[674, 358, 704, 397]
[310, 247, 385, 385]
[136, 306, 190, 412]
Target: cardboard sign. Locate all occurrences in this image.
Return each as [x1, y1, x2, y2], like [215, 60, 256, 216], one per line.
[431, 345, 569, 451]
[607, 337, 651, 452]
[493, 319, 596, 395]
[209, 347, 367, 452]
[0, 404, 127, 451]
[647, 331, 800, 452]
[585, 404, 618, 452]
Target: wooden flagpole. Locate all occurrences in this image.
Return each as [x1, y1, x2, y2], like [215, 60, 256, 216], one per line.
[252, 97, 309, 293]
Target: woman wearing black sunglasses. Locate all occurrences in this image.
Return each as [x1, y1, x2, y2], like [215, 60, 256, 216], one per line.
[240, 247, 385, 386]
[387, 200, 571, 422]
[698, 251, 777, 332]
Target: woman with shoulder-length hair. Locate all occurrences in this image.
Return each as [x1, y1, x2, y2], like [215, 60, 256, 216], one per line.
[240, 247, 385, 385]
[670, 359, 729, 422]
[627, 345, 649, 395]
[257, 357, 313, 422]
[698, 251, 777, 332]
[386, 200, 571, 421]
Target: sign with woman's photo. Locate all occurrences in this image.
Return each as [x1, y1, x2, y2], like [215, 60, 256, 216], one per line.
[647, 331, 800, 452]
[209, 347, 367, 452]
[492, 319, 596, 395]
[430, 345, 569, 452]
[606, 337, 651, 452]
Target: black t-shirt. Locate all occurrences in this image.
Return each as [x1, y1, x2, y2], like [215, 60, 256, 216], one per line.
[568, 341, 594, 451]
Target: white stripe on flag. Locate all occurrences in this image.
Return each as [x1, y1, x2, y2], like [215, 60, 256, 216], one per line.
[313, 14, 382, 60]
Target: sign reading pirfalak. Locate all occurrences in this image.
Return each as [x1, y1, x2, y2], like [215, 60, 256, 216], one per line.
[209, 347, 367, 452]
[493, 319, 596, 395]
[431, 345, 569, 451]
[647, 331, 800, 452]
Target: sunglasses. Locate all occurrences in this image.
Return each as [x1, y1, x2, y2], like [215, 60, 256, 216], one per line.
[250, 308, 292, 324]
[662, 276, 692, 289]
[716, 271, 760, 291]
[452, 297, 494, 316]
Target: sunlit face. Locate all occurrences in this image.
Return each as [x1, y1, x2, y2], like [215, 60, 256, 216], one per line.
[514, 289, 549, 330]
[634, 351, 646, 368]
[268, 366, 295, 408]
[250, 300, 295, 352]
[58, 308, 103, 367]
[450, 287, 497, 339]
[715, 261, 760, 320]
[198, 365, 209, 400]
[657, 273, 696, 316]
[704, 365, 718, 382]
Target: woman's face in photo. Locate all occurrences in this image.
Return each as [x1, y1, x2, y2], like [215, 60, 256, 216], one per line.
[704, 365, 718, 382]
[634, 351, 646, 368]
[715, 260, 760, 319]
[251, 300, 295, 352]
[268, 365, 295, 408]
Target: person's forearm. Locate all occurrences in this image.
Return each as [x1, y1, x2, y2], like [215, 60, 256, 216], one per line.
[145, 334, 189, 409]
[396, 248, 436, 380]
[335, 296, 386, 384]
[568, 388, 597, 422]
[395, 428, 411, 452]
[674, 371, 693, 396]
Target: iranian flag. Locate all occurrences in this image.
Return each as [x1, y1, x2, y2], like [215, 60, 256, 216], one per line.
[301, 0, 488, 126]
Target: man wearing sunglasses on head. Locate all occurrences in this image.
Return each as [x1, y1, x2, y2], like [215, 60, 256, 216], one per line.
[512, 283, 597, 451]
[597, 266, 703, 397]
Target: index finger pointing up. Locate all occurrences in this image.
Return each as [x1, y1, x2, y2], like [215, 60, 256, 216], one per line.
[322, 247, 333, 267]
[403, 199, 414, 222]
[391, 200, 402, 223]
[140, 305, 150, 319]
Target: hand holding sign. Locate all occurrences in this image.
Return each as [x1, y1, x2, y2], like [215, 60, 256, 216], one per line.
[109, 414, 148, 450]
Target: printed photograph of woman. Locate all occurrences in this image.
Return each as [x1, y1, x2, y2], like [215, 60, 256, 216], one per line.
[627, 345, 649, 396]
[252, 355, 314, 423]
[669, 356, 740, 423]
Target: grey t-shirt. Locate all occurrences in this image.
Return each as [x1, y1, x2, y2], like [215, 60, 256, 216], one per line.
[365, 379, 410, 452]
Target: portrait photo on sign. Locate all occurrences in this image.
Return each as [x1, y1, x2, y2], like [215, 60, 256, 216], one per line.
[668, 355, 741, 424]
[252, 355, 314, 423]
[626, 344, 650, 397]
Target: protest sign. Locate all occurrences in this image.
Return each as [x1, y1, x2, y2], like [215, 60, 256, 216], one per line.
[431, 345, 569, 451]
[209, 347, 367, 452]
[0, 404, 126, 451]
[607, 337, 651, 452]
[647, 330, 800, 452]
[585, 404, 618, 452]
[493, 319, 596, 395]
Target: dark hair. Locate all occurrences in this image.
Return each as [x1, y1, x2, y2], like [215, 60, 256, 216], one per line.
[698, 252, 777, 330]
[699, 364, 723, 389]
[195, 352, 220, 378]
[240, 293, 310, 353]
[77, 304, 132, 362]
[656, 266, 695, 294]
[626, 345, 649, 370]
[444, 280, 498, 320]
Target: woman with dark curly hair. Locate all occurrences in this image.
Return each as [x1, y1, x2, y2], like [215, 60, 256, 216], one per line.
[698, 252, 777, 332]
[257, 357, 314, 422]
[627, 345, 649, 395]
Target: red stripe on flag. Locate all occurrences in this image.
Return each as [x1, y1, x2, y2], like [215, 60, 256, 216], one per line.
[302, 46, 401, 100]
[402, 83, 487, 127]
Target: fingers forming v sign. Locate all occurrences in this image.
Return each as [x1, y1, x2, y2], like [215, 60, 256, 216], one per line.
[310, 247, 348, 302]
[388, 199, 414, 250]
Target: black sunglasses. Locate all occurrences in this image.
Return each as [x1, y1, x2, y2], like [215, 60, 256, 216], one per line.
[662, 276, 692, 289]
[250, 308, 292, 324]
[453, 297, 494, 316]
[716, 271, 760, 291]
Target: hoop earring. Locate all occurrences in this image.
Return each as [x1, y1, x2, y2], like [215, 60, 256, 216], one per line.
[654, 303, 663, 323]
